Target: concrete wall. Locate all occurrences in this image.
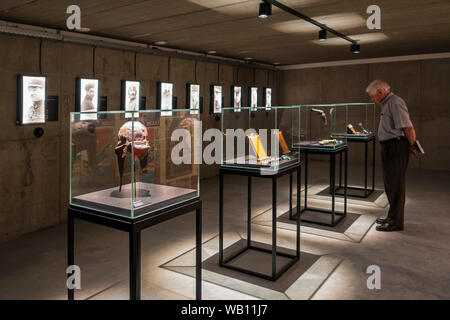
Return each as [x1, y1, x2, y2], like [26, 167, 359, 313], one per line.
[0, 33, 278, 243]
[278, 58, 450, 171]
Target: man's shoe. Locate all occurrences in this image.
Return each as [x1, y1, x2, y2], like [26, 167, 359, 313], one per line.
[376, 217, 389, 224]
[376, 224, 403, 232]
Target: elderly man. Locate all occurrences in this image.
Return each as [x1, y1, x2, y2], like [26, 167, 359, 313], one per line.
[366, 80, 419, 232]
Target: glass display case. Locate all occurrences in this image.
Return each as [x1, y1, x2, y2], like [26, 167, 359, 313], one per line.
[295, 104, 347, 151]
[70, 109, 200, 219]
[221, 106, 301, 172]
[336, 103, 376, 140]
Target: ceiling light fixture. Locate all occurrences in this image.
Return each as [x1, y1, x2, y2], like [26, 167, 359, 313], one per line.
[154, 41, 167, 45]
[319, 29, 327, 41]
[258, 1, 272, 19]
[262, 0, 360, 52]
[207, 50, 217, 54]
[351, 43, 360, 53]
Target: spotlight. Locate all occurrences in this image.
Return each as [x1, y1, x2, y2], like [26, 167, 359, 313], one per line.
[258, 1, 272, 19]
[319, 29, 327, 41]
[351, 43, 360, 53]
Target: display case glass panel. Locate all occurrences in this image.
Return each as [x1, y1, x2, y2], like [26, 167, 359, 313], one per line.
[296, 104, 347, 151]
[70, 109, 200, 219]
[337, 103, 376, 140]
[221, 106, 301, 172]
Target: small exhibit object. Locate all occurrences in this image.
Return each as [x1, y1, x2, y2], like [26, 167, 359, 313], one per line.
[187, 83, 200, 115]
[276, 131, 290, 154]
[413, 140, 425, 154]
[311, 108, 327, 125]
[319, 139, 337, 145]
[247, 133, 269, 161]
[157, 82, 174, 116]
[115, 121, 151, 193]
[17, 75, 47, 125]
[232, 85, 242, 112]
[76, 78, 100, 121]
[121, 80, 141, 118]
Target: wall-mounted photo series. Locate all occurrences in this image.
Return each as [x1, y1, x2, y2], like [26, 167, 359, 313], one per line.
[157, 81, 174, 117]
[17, 75, 47, 125]
[76, 78, 100, 121]
[187, 83, 200, 115]
[121, 80, 141, 118]
[231, 85, 242, 112]
[264, 87, 272, 110]
[210, 85, 223, 114]
[249, 86, 258, 111]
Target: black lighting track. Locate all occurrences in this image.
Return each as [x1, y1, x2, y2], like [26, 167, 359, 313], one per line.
[264, 0, 358, 45]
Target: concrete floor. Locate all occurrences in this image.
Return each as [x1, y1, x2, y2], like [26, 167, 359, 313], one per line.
[0, 160, 449, 300]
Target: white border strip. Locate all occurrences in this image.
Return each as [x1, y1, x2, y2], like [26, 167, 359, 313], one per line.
[280, 52, 450, 70]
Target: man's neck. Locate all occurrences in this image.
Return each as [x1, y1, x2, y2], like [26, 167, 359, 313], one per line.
[381, 91, 392, 103]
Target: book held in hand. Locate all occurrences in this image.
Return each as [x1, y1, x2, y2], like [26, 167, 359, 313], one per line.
[413, 140, 425, 154]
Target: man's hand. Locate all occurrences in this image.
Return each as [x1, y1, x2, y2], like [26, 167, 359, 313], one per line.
[410, 144, 421, 155]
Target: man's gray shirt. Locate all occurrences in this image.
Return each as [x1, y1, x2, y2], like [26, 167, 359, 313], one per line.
[378, 92, 413, 142]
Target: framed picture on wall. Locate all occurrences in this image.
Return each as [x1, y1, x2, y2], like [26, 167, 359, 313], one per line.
[17, 75, 47, 125]
[186, 83, 200, 115]
[263, 87, 272, 110]
[249, 86, 258, 111]
[210, 85, 223, 114]
[231, 85, 242, 112]
[121, 80, 141, 118]
[76, 77, 100, 121]
[157, 81, 174, 117]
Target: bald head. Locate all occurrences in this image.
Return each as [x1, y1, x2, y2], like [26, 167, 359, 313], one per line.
[366, 80, 391, 104]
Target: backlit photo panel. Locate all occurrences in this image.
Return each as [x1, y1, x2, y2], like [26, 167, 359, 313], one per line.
[232, 86, 242, 112]
[124, 80, 140, 118]
[158, 82, 173, 116]
[19, 75, 47, 125]
[250, 87, 258, 111]
[78, 78, 99, 121]
[188, 84, 200, 115]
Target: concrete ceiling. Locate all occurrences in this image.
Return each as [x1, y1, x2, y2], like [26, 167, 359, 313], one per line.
[1, 0, 450, 65]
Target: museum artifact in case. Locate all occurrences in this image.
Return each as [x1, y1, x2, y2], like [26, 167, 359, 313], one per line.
[336, 103, 376, 140]
[70, 109, 200, 219]
[296, 104, 347, 150]
[221, 106, 301, 171]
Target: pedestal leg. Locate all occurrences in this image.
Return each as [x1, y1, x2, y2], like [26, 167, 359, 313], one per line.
[372, 138, 376, 192]
[289, 172, 293, 219]
[272, 177, 277, 280]
[219, 172, 224, 265]
[248, 176, 252, 247]
[364, 140, 368, 196]
[196, 205, 202, 300]
[67, 214, 74, 301]
[129, 230, 141, 300]
[296, 165, 301, 258]
[331, 154, 336, 226]
[344, 149, 348, 216]
[304, 153, 308, 210]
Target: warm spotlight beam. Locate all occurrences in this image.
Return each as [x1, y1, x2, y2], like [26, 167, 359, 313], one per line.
[265, 0, 358, 45]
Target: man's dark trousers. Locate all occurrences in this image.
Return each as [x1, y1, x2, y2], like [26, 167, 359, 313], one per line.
[381, 137, 410, 228]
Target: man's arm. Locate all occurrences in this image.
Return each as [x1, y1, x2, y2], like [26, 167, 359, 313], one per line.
[403, 126, 420, 155]
[403, 126, 416, 146]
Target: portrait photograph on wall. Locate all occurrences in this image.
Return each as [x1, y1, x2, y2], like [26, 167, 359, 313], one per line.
[210, 85, 222, 114]
[17, 75, 47, 125]
[232, 85, 242, 112]
[121, 80, 141, 118]
[187, 83, 200, 115]
[249, 86, 258, 111]
[157, 82, 174, 117]
[264, 87, 272, 110]
[76, 78, 99, 121]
